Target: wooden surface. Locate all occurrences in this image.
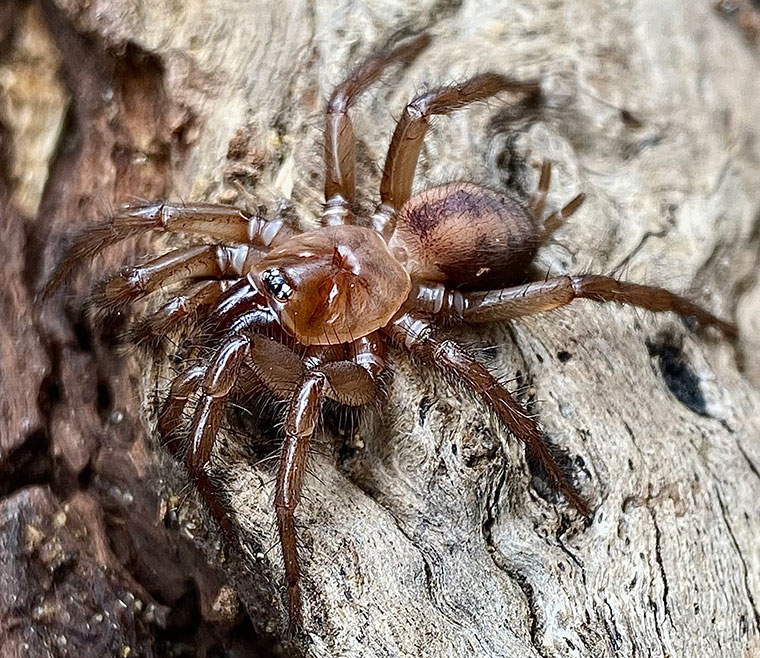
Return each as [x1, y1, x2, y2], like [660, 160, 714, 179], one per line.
[2, 1, 760, 656]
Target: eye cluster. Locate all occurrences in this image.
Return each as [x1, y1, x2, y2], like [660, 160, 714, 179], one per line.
[261, 268, 293, 302]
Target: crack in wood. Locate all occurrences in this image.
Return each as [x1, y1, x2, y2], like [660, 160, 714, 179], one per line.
[648, 506, 673, 627]
[481, 445, 550, 658]
[715, 489, 760, 634]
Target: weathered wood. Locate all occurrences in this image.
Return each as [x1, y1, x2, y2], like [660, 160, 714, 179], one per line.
[2, 0, 759, 656]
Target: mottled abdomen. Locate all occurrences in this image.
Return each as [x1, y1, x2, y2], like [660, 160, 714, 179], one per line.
[389, 182, 539, 288]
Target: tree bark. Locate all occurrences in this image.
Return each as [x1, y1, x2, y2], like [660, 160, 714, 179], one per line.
[2, 1, 759, 657]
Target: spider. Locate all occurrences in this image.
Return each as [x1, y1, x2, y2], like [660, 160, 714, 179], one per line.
[45, 33, 736, 629]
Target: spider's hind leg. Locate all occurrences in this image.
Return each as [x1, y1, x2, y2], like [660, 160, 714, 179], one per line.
[539, 191, 586, 243]
[455, 275, 737, 338]
[530, 160, 552, 219]
[386, 312, 591, 518]
[374, 73, 541, 238]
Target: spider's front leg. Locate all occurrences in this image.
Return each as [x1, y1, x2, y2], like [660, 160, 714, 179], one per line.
[127, 279, 227, 346]
[157, 302, 286, 535]
[275, 336, 382, 629]
[90, 244, 264, 320]
[386, 312, 590, 517]
[161, 327, 384, 628]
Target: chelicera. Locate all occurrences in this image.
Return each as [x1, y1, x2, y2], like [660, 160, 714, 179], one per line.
[46, 33, 736, 628]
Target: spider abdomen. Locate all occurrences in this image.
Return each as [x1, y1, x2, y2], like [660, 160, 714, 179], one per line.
[389, 182, 539, 289]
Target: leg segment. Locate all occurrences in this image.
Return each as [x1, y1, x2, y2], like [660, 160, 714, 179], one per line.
[161, 299, 301, 472]
[158, 364, 237, 537]
[158, 366, 206, 454]
[455, 275, 737, 337]
[127, 279, 227, 346]
[274, 339, 383, 628]
[375, 74, 540, 235]
[323, 33, 430, 224]
[531, 160, 552, 220]
[201, 279, 293, 342]
[529, 160, 585, 241]
[91, 244, 263, 317]
[185, 334, 251, 475]
[275, 372, 327, 629]
[44, 202, 290, 295]
[386, 313, 590, 517]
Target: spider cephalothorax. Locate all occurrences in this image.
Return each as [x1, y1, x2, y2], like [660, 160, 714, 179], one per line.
[46, 33, 736, 629]
[251, 224, 411, 345]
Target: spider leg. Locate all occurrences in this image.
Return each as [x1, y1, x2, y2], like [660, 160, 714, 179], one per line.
[158, 364, 236, 537]
[162, 327, 382, 628]
[323, 33, 430, 225]
[385, 312, 590, 517]
[528, 161, 586, 241]
[44, 202, 291, 296]
[90, 244, 263, 320]
[158, 365, 206, 453]
[275, 339, 382, 629]
[185, 334, 252, 474]
[373, 74, 540, 237]
[201, 279, 294, 342]
[163, 300, 294, 451]
[453, 275, 737, 338]
[127, 279, 227, 347]
[275, 371, 326, 630]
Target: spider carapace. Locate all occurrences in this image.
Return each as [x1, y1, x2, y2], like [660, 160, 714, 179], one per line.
[45, 33, 736, 629]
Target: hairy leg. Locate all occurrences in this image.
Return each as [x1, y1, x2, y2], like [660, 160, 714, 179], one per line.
[386, 312, 590, 517]
[201, 279, 295, 342]
[164, 311, 287, 467]
[185, 334, 252, 474]
[453, 274, 736, 337]
[127, 279, 227, 346]
[323, 33, 430, 225]
[158, 330, 309, 542]
[90, 244, 264, 319]
[158, 366, 206, 452]
[275, 371, 326, 630]
[373, 74, 540, 237]
[161, 331, 381, 628]
[157, 364, 236, 537]
[44, 202, 291, 295]
[274, 340, 382, 628]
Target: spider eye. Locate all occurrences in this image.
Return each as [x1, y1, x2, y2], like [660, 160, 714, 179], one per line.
[261, 268, 293, 302]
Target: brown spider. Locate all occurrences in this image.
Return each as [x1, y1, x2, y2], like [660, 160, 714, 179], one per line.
[45, 33, 736, 629]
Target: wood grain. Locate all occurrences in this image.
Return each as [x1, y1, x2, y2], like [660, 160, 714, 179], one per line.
[2, 1, 759, 656]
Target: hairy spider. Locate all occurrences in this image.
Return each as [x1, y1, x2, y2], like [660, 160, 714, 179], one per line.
[46, 33, 736, 629]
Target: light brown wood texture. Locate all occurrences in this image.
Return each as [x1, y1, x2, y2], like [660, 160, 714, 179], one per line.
[3, 1, 759, 656]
